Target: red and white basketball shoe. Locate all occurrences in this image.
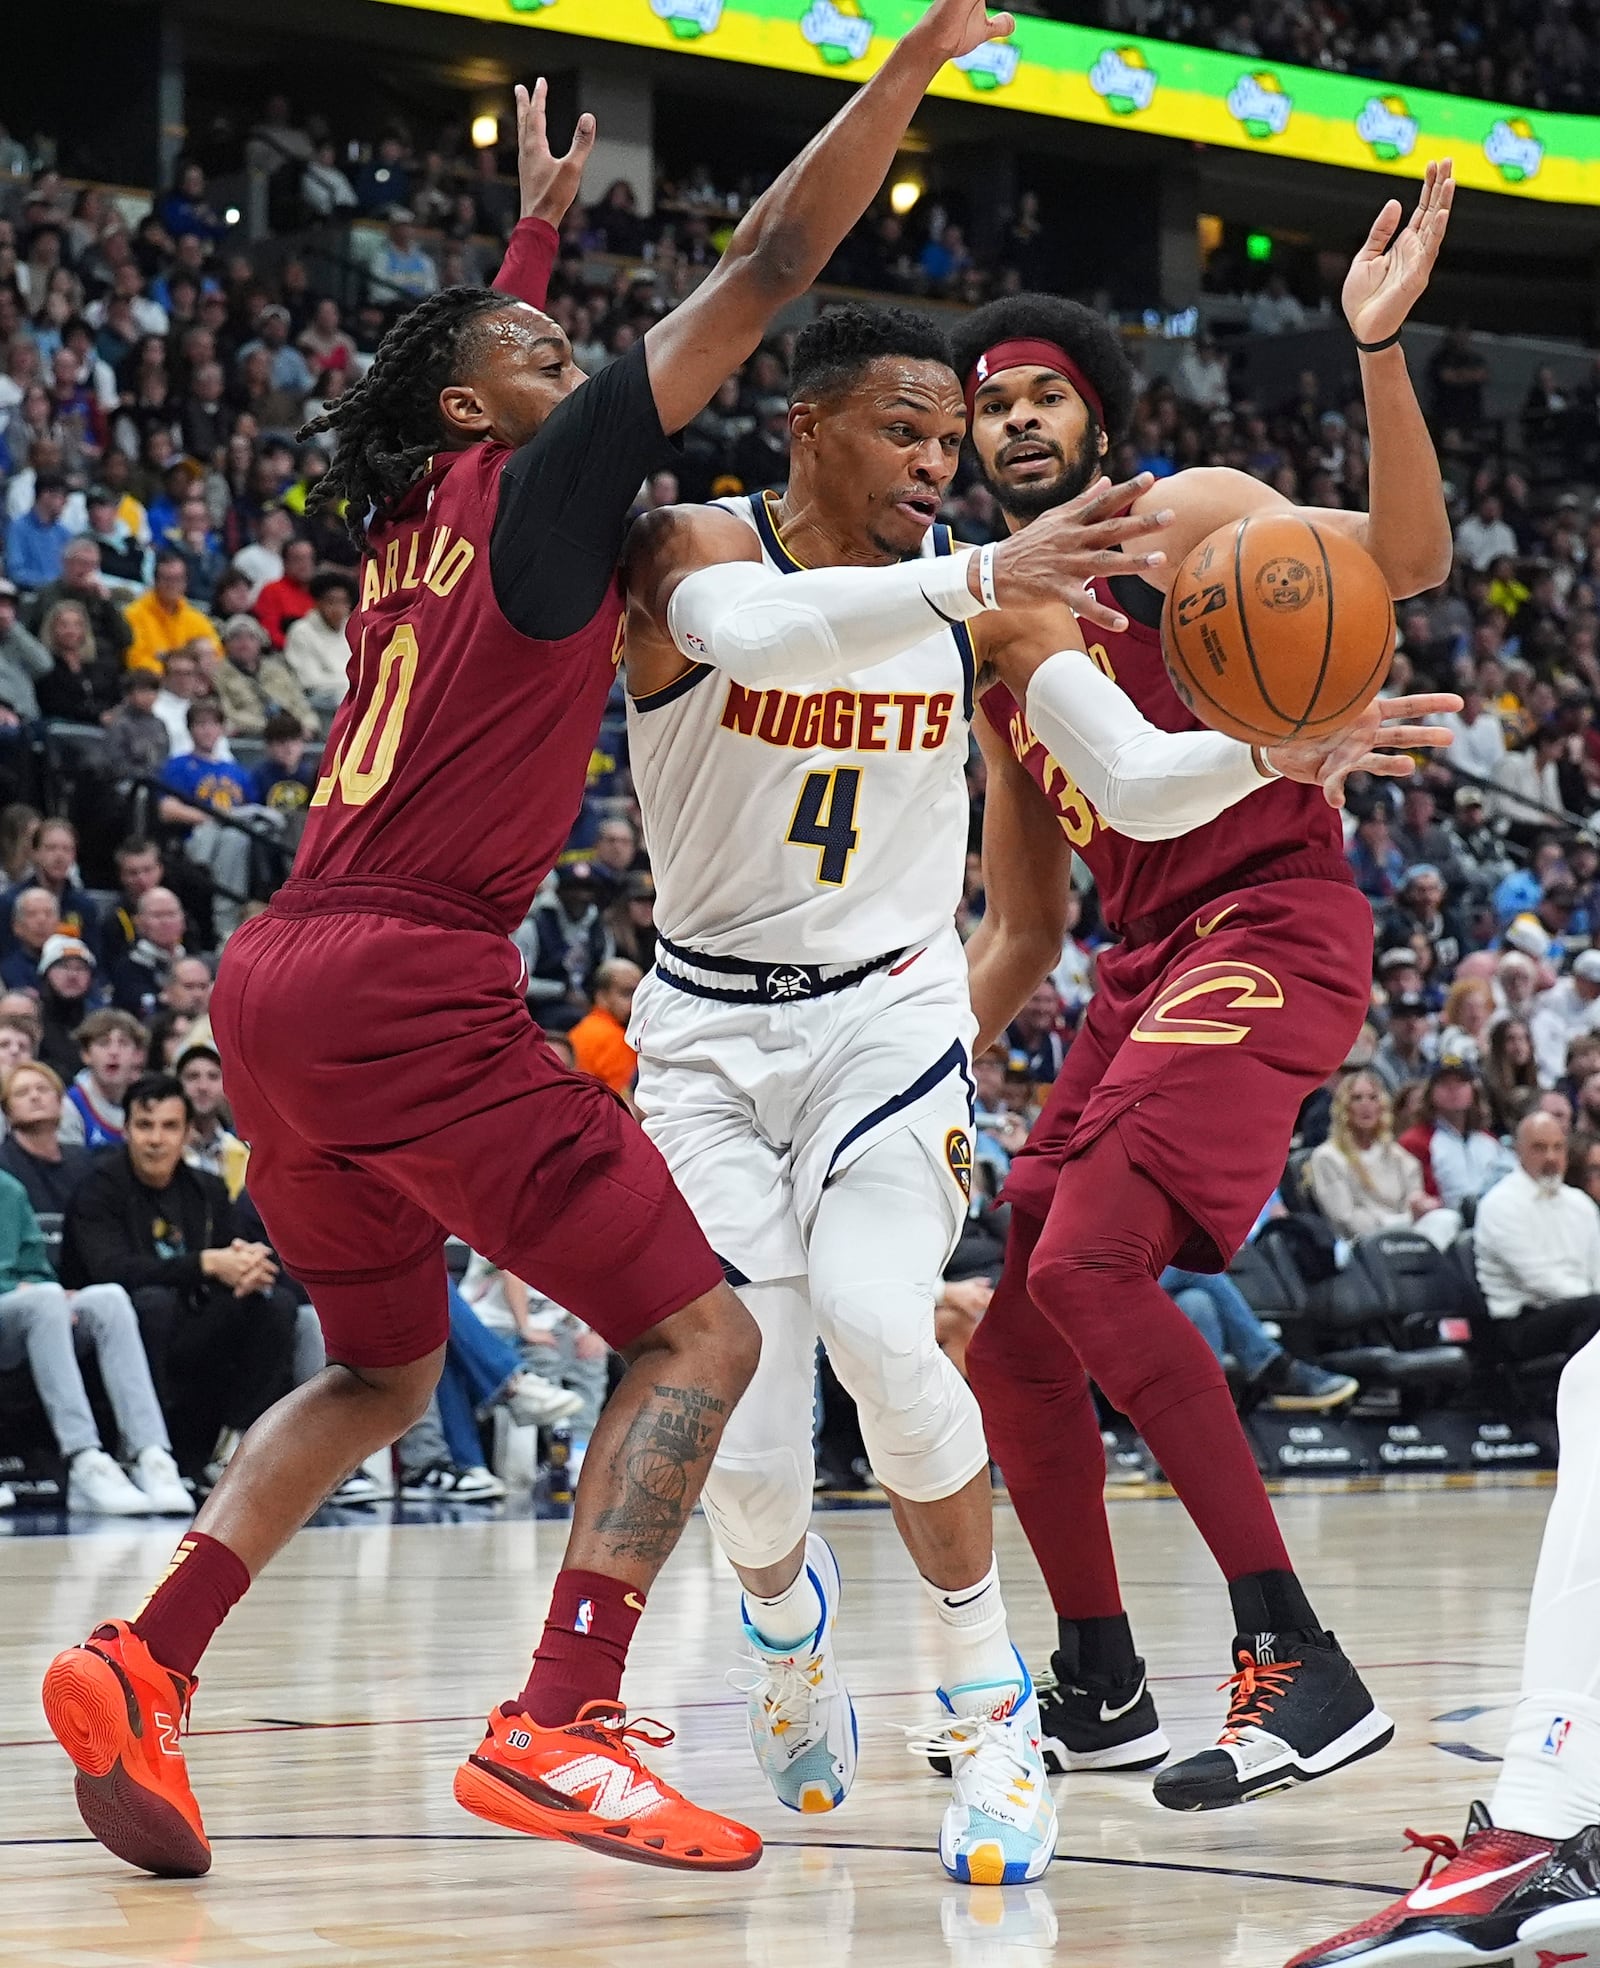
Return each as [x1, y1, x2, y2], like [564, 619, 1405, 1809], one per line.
[1286, 1800, 1600, 1967]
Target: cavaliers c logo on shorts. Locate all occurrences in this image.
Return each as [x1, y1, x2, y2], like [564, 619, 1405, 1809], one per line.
[945, 1127, 973, 1197]
[1129, 960, 1285, 1047]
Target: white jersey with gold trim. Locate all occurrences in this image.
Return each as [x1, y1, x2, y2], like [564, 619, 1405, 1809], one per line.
[625, 492, 975, 966]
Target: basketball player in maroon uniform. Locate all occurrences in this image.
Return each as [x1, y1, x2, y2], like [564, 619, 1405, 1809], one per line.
[39, 7, 1019, 1880]
[951, 163, 1459, 1808]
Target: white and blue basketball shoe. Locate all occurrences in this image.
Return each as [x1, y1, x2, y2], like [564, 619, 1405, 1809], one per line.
[914, 1649, 1058, 1885]
[739, 1533, 858, 1814]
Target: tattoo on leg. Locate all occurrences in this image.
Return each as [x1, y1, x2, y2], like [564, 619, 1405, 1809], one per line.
[594, 1383, 728, 1563]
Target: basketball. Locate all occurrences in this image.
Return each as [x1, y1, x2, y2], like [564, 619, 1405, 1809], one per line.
[1160, 511, 1396, 746]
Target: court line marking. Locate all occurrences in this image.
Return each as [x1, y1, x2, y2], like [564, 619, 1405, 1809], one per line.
[0, 1662, 1515, 1752]
[0, 1831, 1407, 1894]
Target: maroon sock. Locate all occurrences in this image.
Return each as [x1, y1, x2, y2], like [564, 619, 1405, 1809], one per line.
[130, 1532, 252, 1679]
[515, 1570, 645, 1728]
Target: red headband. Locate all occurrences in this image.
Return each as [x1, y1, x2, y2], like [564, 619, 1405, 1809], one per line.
[963, 337, 1105, 430]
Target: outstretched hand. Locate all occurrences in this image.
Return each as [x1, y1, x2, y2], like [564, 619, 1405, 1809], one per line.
[1266, 691, 1463, 809]
[514, 78, 596, 228]
[1342, 159, 1455, 347]
[909, 0, 1017, 63]
[985, 472, 1172, 629]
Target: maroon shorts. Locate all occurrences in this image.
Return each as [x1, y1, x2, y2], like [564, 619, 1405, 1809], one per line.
[211, 876, 723, 1369]
[1004, 877, 1372, 1270]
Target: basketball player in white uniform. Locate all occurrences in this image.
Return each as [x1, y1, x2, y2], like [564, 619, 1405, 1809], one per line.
[621, 304, 1452, 1883]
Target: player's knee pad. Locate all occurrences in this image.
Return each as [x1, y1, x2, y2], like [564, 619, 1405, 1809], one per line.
[818, 1279, 988, 1503]
[1558, 1328, 1600, 1434]
[700, 1445, 815, 1571]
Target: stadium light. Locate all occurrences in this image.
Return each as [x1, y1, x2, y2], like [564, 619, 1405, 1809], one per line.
[224, 207, 240, 226]
[889, 178, 921, 215]
[471, 113, 499, 149]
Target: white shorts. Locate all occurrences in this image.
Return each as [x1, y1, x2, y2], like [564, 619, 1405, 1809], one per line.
[630, 924, 977, 1285]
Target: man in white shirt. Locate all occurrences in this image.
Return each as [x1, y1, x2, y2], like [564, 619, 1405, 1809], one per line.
[152, 644, 234, 762]
[1494, 725, 1567, 829]
[282, 571, 354, 724]
[1475, 1112, 1600, 1358]
[1247, 274, 1307, 335]
[1454, 493, 1520, 571]
[1439, 686, 1506, 782]
[230, 509, 295, 604]
[1532, 950, 1600, 1087]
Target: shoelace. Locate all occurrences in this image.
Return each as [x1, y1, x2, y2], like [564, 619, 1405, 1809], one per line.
[1403, 1829, 1464, 1882]
[570, 1699, 676, 1761]
[904, 1710, 1035, 1794]
[726, 1650, 824, 1737]
[1217, 1650, 1303, 1744]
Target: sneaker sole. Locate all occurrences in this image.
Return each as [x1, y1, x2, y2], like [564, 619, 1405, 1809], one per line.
[1042, 1725, 1171, 1774]
[1155, 1705, 1395, 1812]
[1296, 1908, 1600, 1967]
[454, 1757, 762, 1872]
[941, 1813, 1059, 1886]
[1267, 1384, 1360, 1413]
[42, 1651, 210, 1877]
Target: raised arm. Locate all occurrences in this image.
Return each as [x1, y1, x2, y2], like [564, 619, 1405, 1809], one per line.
[641, 0, 1013, 436]
[491, 78, 596, 310]
[1127, 164, 1455, 600]
[965, 710, 1075, 1052]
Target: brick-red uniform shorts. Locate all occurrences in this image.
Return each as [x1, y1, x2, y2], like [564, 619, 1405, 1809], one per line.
[210, 876, 724, 1369]
[1004, 876, 1373, 1271]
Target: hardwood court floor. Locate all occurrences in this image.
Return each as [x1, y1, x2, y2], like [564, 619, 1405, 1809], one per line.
[0, 1480, 1553, 1968]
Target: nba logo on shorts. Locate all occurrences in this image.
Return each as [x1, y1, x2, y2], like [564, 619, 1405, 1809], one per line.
[1543, 1716, 1573, 1757]
[575, 1598, 594, 1635]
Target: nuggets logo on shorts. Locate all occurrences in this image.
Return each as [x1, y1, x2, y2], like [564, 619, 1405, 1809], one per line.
[945, 1127, 973, 1197]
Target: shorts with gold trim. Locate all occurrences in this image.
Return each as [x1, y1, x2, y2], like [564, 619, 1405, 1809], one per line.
[1003, 877, 1372, 1271]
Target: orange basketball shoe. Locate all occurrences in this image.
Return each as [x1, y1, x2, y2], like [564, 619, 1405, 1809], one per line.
[41, 1620, 210, 1876]
[454, 1700, 762, 1872]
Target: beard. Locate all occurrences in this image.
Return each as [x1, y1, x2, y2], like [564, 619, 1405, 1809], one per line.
[985, 420, 1104, 521]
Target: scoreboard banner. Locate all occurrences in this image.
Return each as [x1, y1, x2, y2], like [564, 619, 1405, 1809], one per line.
[371, 0, 1600, 205]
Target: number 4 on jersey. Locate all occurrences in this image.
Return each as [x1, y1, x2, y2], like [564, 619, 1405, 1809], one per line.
[787, 767, 861, 886]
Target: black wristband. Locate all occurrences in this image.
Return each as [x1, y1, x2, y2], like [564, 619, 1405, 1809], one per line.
[1355, 328, 1403, 354]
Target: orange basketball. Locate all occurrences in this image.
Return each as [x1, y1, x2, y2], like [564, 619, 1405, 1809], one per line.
[1160, 511, 1395, 747]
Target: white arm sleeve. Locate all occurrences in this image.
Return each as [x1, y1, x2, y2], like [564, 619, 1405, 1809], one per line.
[1024, 649, 1271, 843]
[666, 551, 989, 689]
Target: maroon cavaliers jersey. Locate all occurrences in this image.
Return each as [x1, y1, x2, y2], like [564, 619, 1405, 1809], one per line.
[296, 342, 668, 931]
[979, 572, 1352, 939]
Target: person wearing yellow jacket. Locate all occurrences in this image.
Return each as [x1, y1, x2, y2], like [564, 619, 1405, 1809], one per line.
[121, 551, 222, 675]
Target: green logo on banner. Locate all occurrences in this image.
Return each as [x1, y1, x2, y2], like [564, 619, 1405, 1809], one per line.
[1227, 71, 1292, 139]
[1356, 94, 1419, 161]
[799, 0, 873, 63]
[1088, 46, 1158, 115]
[1484, 116, 1544, 182]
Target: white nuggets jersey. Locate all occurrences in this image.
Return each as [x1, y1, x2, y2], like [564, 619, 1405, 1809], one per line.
[627, 492, 975, 966]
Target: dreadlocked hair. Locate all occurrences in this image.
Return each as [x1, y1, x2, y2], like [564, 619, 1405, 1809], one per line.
[299, 286, 510, 549]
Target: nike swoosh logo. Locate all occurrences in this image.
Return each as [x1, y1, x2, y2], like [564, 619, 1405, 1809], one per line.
[624, 1592, 646, 1613]
[940, 1584, 992, 1610]
[1100, 1677, 1146, 1723]
[1194, 904, 1239, 939]
[1406, 1854, 1545, 1910]
[888, 948, 926, 977]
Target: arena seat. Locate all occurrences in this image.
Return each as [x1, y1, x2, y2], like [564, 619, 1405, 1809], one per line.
[1280, 1147, 1321, 1217]
[1455, 1230, 1579, 1414]
[1260, 1228, 1472, 1410]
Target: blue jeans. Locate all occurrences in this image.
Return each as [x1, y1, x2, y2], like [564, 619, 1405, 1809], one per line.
[435, 1287, 523, 1467]
[1161, 1266, 1281, 1380]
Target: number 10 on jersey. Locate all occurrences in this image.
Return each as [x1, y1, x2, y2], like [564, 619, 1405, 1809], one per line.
[787, 767, 861, 886]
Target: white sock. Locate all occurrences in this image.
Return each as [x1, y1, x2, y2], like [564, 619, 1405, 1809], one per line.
[924, 1557, 1020, 1696]
[744, 1559, 825, 1653]
[1490, 1333, 1600, 1839]
[1492, 1693, 1600, 1840]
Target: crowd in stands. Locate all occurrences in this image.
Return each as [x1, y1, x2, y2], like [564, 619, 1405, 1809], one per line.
[6, 104, 1600, 1510]
[1043, 0, 1600, 116]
